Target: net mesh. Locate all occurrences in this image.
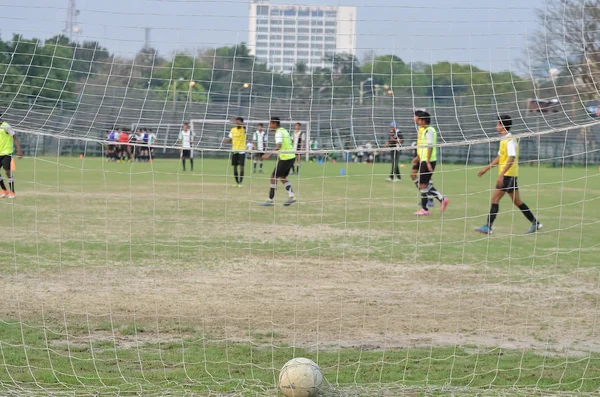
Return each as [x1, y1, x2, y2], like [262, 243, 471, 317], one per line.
[0, 0, 599, 395]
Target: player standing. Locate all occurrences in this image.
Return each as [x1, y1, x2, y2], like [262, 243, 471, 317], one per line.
[179, 122, 195, 171]
[475, 115, 543, 234]
[224, 117, 246, 187]
[413, 110, 449, 216]
[260, 117, 296, 206]
[253, 123, 267, 173]
[385, 122, 403, 182]
[0, 111, 23, 198]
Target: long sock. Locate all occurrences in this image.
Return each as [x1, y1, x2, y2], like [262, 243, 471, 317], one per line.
[182, 159, 186, 170]
[413, 179, 419, 188]
[284, 181, 294, 197]
[269, 184, 276, 200]
[0, 177, 6, 191]
[420, 191, 428, 211]
[233, 166, 239, 184]
[259, 162, 263, 170]
[488, 203, 499, 227]
[428, 185, 444, 201]
[518, 203, 537, 223]
[296, 164, 299, 174]
[190, 158, 194, 171]
[239, 167, 244, 184]
[254, 161, 257, 171]
[8, 177, 14, 193]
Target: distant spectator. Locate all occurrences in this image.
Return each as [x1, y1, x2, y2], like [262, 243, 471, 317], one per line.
[344, 136, 352, 163]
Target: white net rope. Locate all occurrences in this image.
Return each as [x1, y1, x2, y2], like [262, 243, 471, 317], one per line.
[0, 1, 599, 395]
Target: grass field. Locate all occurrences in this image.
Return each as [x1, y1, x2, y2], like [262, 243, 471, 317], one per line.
[0, 156, 599, 395]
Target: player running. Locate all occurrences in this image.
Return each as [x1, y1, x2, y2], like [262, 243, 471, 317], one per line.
[253, 123, 268, 173]
[413, 110, 449, 216]
[0, 111, 23, 198]
[260, 117, 296, 206]
[475, 115, 543, 234]
[224, 117, 246, 187]
[179, 122, 195, 171]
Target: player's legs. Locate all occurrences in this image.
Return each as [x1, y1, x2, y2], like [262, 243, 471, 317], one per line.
[476, 183, 507, 233]
[263, 159, 294, 205]
[417, 162, 446, 213]
[190, 150, 194, 171]
[238, 153, 245, 185]
[507, 183, 541, 231]
[231, 154, 239, 184]
[0, 156, 9, 196]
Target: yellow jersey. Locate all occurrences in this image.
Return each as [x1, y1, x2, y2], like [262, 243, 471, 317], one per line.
[498, 134, 518, 177]
[0, 122, 15, 156]
[417, 126, 437, 162]
[229, 126, 246, 153]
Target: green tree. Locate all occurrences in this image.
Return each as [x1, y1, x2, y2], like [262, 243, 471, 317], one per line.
[151, 52, 208, 102]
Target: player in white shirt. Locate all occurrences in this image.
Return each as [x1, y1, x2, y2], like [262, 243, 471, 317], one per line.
[253, 123, 268, 173]
[178, 122, 195, 171]
[292, 122, 304, 174]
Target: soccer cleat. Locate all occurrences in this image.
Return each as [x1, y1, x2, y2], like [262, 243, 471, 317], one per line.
[0, 190, 9, 198]
[8, 192, 15, 199]
[259, 169, 264, 174]
[237, 184, 243, 188]
[393, 178, 401, 182]
[526, 222, 543, 234]
[440, 197, 450, 213]
[232, 184, 239, 188]
[260, 200, 275, 206]
[386, 178, 393, 182]
[413, 209, 430, 216]
[475, 225, 492, 235]
[283, 198, 297, 206]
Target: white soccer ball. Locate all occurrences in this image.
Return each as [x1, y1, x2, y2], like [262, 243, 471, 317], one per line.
[278, 357, 323, 397]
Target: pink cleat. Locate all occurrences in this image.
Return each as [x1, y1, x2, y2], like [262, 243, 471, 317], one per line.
[413, 208, 430, 216]
[440, 197, 449, 213]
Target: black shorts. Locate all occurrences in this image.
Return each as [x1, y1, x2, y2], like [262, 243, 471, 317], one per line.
[255, 152, 264, 159]
[0, 155, 11, 171]
[498, 176, 519, 192]
[107, 144, 115, 152]
[182, 149, 191, 158]
[273, 158, 295, 178]
[418, 161, 437, 185]
[232, 153, 246, 166]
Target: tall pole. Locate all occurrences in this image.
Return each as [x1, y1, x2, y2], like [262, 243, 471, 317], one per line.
[63, 0, 81, 41]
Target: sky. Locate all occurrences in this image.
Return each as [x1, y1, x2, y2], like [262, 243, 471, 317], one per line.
[0, 0, 546, 72]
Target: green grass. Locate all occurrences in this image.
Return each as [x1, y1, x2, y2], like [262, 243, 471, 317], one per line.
[0, 156, 599, 395]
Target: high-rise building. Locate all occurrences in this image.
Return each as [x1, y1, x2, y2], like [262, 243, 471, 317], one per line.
[248, 0, 357, 73]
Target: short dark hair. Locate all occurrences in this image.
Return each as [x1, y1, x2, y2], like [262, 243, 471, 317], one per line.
[257, 123, 263, 127]
[270, 116, 281, 127]
[296, 122, 301, 126]
[235, 117, 244, 123]
[497, 114, 512, 131]
[415, 110, 431, 125]
[183, 122, 189, 125]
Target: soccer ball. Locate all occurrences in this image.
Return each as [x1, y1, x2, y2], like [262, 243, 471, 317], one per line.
[278, 358, 322, 397]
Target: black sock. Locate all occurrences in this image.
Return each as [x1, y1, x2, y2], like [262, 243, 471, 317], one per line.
[519, 203, 537, 223]
[260, 162, 263, 169]
[0, 178, 6, 191]
[285, 181, 293, 195]
[8, 177, 14, 193]
[269, 184, 276, 200]
[239, 167, 244, 184]
[182, 159, 186, 170]
[413, 179, 419, 188]
[190, 158, 194, 171]
[488, 203, 499, 227]
[428, 185, 443, 201]
[296, 164, 299, 174]
[254, 162, 257, 171]
[421, 192, 428, 210]
[233, 166, 239, 184]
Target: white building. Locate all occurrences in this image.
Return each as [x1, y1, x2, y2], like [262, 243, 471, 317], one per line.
[248, 0, 357, 73]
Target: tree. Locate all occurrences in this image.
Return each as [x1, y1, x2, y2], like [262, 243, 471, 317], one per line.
[529, 0, 600, 99]
[151, 52, 208, 102]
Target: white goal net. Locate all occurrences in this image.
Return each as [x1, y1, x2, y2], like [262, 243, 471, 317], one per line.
[0, 0, 599, 396]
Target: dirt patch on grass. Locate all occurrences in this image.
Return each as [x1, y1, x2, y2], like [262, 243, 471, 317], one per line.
[1, 257, 598, 355]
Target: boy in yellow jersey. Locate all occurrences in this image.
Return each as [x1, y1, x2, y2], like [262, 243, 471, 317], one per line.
[0, 111, 23, 198]
[413, 111, 449, 216]
[260, 117, 296, 206]
[224, 117, 247, 187]
[475, 115, 542, 234]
